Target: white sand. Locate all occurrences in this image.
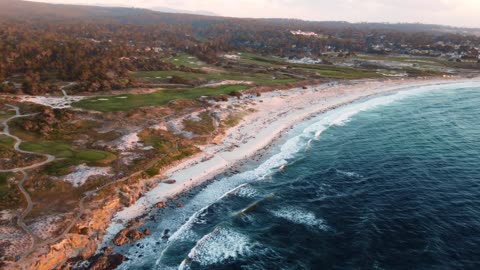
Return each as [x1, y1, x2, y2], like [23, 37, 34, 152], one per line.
[104, 77, 478, 238]
[20, 95, 85, 109]
[224, 54, 240, 60]
[116, 132, 142, 151]
[204, 80, 254, 87]
[286, 57, 323, 64]
[62, 164, 112, 187]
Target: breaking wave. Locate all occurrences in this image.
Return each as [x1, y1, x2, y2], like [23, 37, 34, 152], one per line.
[179, 227, 253, 269]
[269, 207, 329, 231]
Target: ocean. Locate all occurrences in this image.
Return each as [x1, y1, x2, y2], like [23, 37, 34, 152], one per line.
[115, 81, 480, 270]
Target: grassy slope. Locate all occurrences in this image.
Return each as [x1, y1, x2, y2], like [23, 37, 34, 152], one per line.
[169, 54, 205, 68]
[19, 141, 116, 176]
[237, 53, 381, 79]
[0, 172, 12, 198]
[183, 111, 215, 135]
[132, 70, 296, 84]
[0, 135, 15, 148]
[77, 52, 453, 112]
[0, 110, 15, 121]
[138, 129, 200, 176]
[73, 85, 249, 112]
[355, 54, 461, 72]
[20, 141, 115, 162]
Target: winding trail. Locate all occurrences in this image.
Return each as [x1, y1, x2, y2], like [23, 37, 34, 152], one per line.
[0, 103, 99, 261]
[1, 103, 168, 263]
[0, 104, 56, 260]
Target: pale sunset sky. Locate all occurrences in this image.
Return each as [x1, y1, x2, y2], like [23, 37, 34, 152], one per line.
[28, 0, 480, 28]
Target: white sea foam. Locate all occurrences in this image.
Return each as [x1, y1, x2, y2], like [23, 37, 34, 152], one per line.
[232, 184, 258, 198]
[302, 82, 477, 138]
[163, 183, 251, 245]
[166, 206, 208, 242]
[151, 82, 457, 267]
[114, 81, 480, 269]
[179, 227, 252, 269]
[336, 169, 363, 178]
[270, 207, 329, 231]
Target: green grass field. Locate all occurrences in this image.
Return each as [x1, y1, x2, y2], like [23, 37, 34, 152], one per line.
[169, 54, 204, 68]
[20, 141, 116, 164]
[299, 64, 381, 79]
[235, 53, 381, 79]
[0, 135, 15, 148]
[0, 109, 15, 121]
[0, 172, 12, 198]
[354, 54, 457, 69]
[138, 129, 200, 176]
[236, 53, 287, 67]
[73, 85, 250, 112]
[19, 141, 116, 176]
[132, 70, 296, 85]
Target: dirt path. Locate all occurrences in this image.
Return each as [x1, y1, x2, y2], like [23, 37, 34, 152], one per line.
[0, 105, 56, 261]
[1, 103, 180, 264]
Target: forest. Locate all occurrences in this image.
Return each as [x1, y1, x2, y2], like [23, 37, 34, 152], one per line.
[0, 0, 479, 94]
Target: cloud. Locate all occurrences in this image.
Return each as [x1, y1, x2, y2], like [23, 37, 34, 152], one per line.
[27, 0, 480, 27]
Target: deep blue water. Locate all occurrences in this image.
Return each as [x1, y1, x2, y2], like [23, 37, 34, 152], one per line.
[116, 82, 480, 270]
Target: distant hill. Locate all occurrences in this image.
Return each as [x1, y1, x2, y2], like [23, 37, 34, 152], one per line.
[0, 0, 160, 22]
[149, 6, 218, 17]
[266, 19, 480, 36]
[1, 0, 479, 36]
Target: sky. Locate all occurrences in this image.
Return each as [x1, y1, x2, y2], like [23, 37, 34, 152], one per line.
[28, 0, 480, 28]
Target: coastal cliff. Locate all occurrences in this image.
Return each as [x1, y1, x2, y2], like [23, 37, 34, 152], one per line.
[15, 175, 157, 270]
[6, 77, 473, 270]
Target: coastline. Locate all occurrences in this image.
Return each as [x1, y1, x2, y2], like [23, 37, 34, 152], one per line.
[102, 76, 480, 243]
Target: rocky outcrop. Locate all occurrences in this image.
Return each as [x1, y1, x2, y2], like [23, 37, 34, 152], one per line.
[163, 179, 176, 184]
[155, 201, 167, 208]
[16, 177, 159, 270]
[119, 181, 158, 207]
[113, 228, 145, 246]
[86, 253, 127, 270]
[29, 234, 96, 270]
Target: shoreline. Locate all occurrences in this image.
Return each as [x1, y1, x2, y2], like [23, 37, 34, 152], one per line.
[102, 76, 480, 243]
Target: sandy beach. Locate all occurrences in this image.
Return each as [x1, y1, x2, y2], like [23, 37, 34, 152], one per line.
[103, 76, 479, 241]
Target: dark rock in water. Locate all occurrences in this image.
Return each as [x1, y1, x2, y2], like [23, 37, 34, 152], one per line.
[144, 228, 151, 235]
[113, 229, 130, 246]
[127, 229, 144, 242]
[87, 253, 127, 270]
[103, 246, 115, 255]
[113, 228, 145, 246]
[163, 179, 176, 184]
[161, 229, 171, 240]
[126, 219, 144, 227]
[155, 202, 167, 208]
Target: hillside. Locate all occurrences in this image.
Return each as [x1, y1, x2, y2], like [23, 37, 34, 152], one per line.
[0, 0, 155, 21]
[0, 1, 479, 269]
[1, 0, 479, 35]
